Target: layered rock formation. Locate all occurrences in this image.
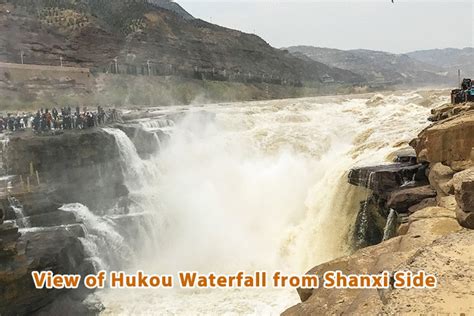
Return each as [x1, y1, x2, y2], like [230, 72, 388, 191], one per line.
[6, 129, 126, 210]
[0, 123, 165, 315]
[285, 103, 474, 314]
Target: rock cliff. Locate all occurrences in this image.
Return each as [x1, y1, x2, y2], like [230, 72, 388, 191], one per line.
[285, 103, 474, 314]
[0, 123, 162, 315]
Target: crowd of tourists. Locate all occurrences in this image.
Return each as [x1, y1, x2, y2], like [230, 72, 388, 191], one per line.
[0, 106, 120, 133]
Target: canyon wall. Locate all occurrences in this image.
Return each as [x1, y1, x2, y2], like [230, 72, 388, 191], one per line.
[0, 123, 162, 315]
[284, 102, 474, 315]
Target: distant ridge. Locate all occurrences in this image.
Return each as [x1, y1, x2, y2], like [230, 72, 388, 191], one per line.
[406, 48, 474, 78]
[286, 45, 456, 85]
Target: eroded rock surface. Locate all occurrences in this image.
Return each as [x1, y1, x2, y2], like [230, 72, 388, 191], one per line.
[386, 185, 436, 212]
[412, 110, 474, 169]
[283, 206, 471, 315]
[6, 129, 125, 210]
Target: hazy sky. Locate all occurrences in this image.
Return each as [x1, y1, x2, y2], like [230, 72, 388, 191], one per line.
[179, 0, 473, 53]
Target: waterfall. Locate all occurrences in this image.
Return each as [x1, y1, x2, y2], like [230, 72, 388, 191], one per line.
[382, 209, 398, 241]
[95, 91, 438, 314]
[103, 127, 161, 191]
[8, 197, 30, 228]
[60, 203, 134, 270]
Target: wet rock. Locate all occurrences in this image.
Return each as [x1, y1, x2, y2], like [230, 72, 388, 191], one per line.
[348, 163, 427, 194]
[408, 197, 437, 214]
[0, 207, 4, 224]
[0, 224, 89, 315]
[21, 210, 78, 228]
[412, 111, 474, 168]
[115, 124, 160, 159]
[386, 185, 437, 213]
[391, 147, 417, 164]
[453, 167, 474, 213]
[10, 192, 62, 217]
[0, 221, 21, 258]
[352, 194, 386, 249]
[428, 163, 455, 196]
[6, 129, 126, 211]
[35, 293, 105, 316]
[428, 102, 474, 122]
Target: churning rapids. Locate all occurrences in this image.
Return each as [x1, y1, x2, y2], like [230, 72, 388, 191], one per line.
[71, 91, 445, 315]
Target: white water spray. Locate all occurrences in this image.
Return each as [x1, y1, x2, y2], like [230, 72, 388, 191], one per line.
[97, 91, 445, 314]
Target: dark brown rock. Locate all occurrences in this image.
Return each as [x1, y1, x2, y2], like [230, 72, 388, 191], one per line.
[348, 163, 427, 194]
[6, 129, 126, 210]
[0, 224, 89, 315]
[21, 210, 78, 228]
[386, 185, 437, 212]
[408, 197, 437, 214]
[456, 207, 474, 229]
[115, 124, 160, 159]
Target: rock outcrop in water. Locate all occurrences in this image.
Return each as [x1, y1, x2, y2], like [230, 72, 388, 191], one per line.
[6, 129, 126, 210]
[0, 223, 98, 315]
[285, 103, 474, 315]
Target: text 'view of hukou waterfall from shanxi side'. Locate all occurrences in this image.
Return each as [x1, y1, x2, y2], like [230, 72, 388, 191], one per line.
[1, 0, 473, 314]
[54, 91, 443, 315]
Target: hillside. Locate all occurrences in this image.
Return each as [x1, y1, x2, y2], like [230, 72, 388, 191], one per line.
[147, 0, 194, 20]
[286, 46, 452, 86]
[407, 47, 474, 78]
[0, 0, 364, 86]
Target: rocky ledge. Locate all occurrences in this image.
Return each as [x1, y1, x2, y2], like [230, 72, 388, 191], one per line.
[285, 102, 474, 314]
[0, 124, 164, 315]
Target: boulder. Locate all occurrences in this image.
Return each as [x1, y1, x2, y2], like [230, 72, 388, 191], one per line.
[456, 207, 474, 229]
[0, 224, 90, 315]
[428, 163, 455, 196]
[10, 191, 62, 217]
[408, 197, 437, 214]
[0, 221, 20, 240]
[115, 124, 160, 159]
[412, 111, 474, 168]
[386, 185, 437, 212]
[386, 147, 417, 164]
[453, 168, 474, 213]
[0, 221, 21, 258]
[6, 129, 126, 211]
[21, 210, 79, 228]
[348, 163, 427, 194]
[352, 196, 386, 249]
